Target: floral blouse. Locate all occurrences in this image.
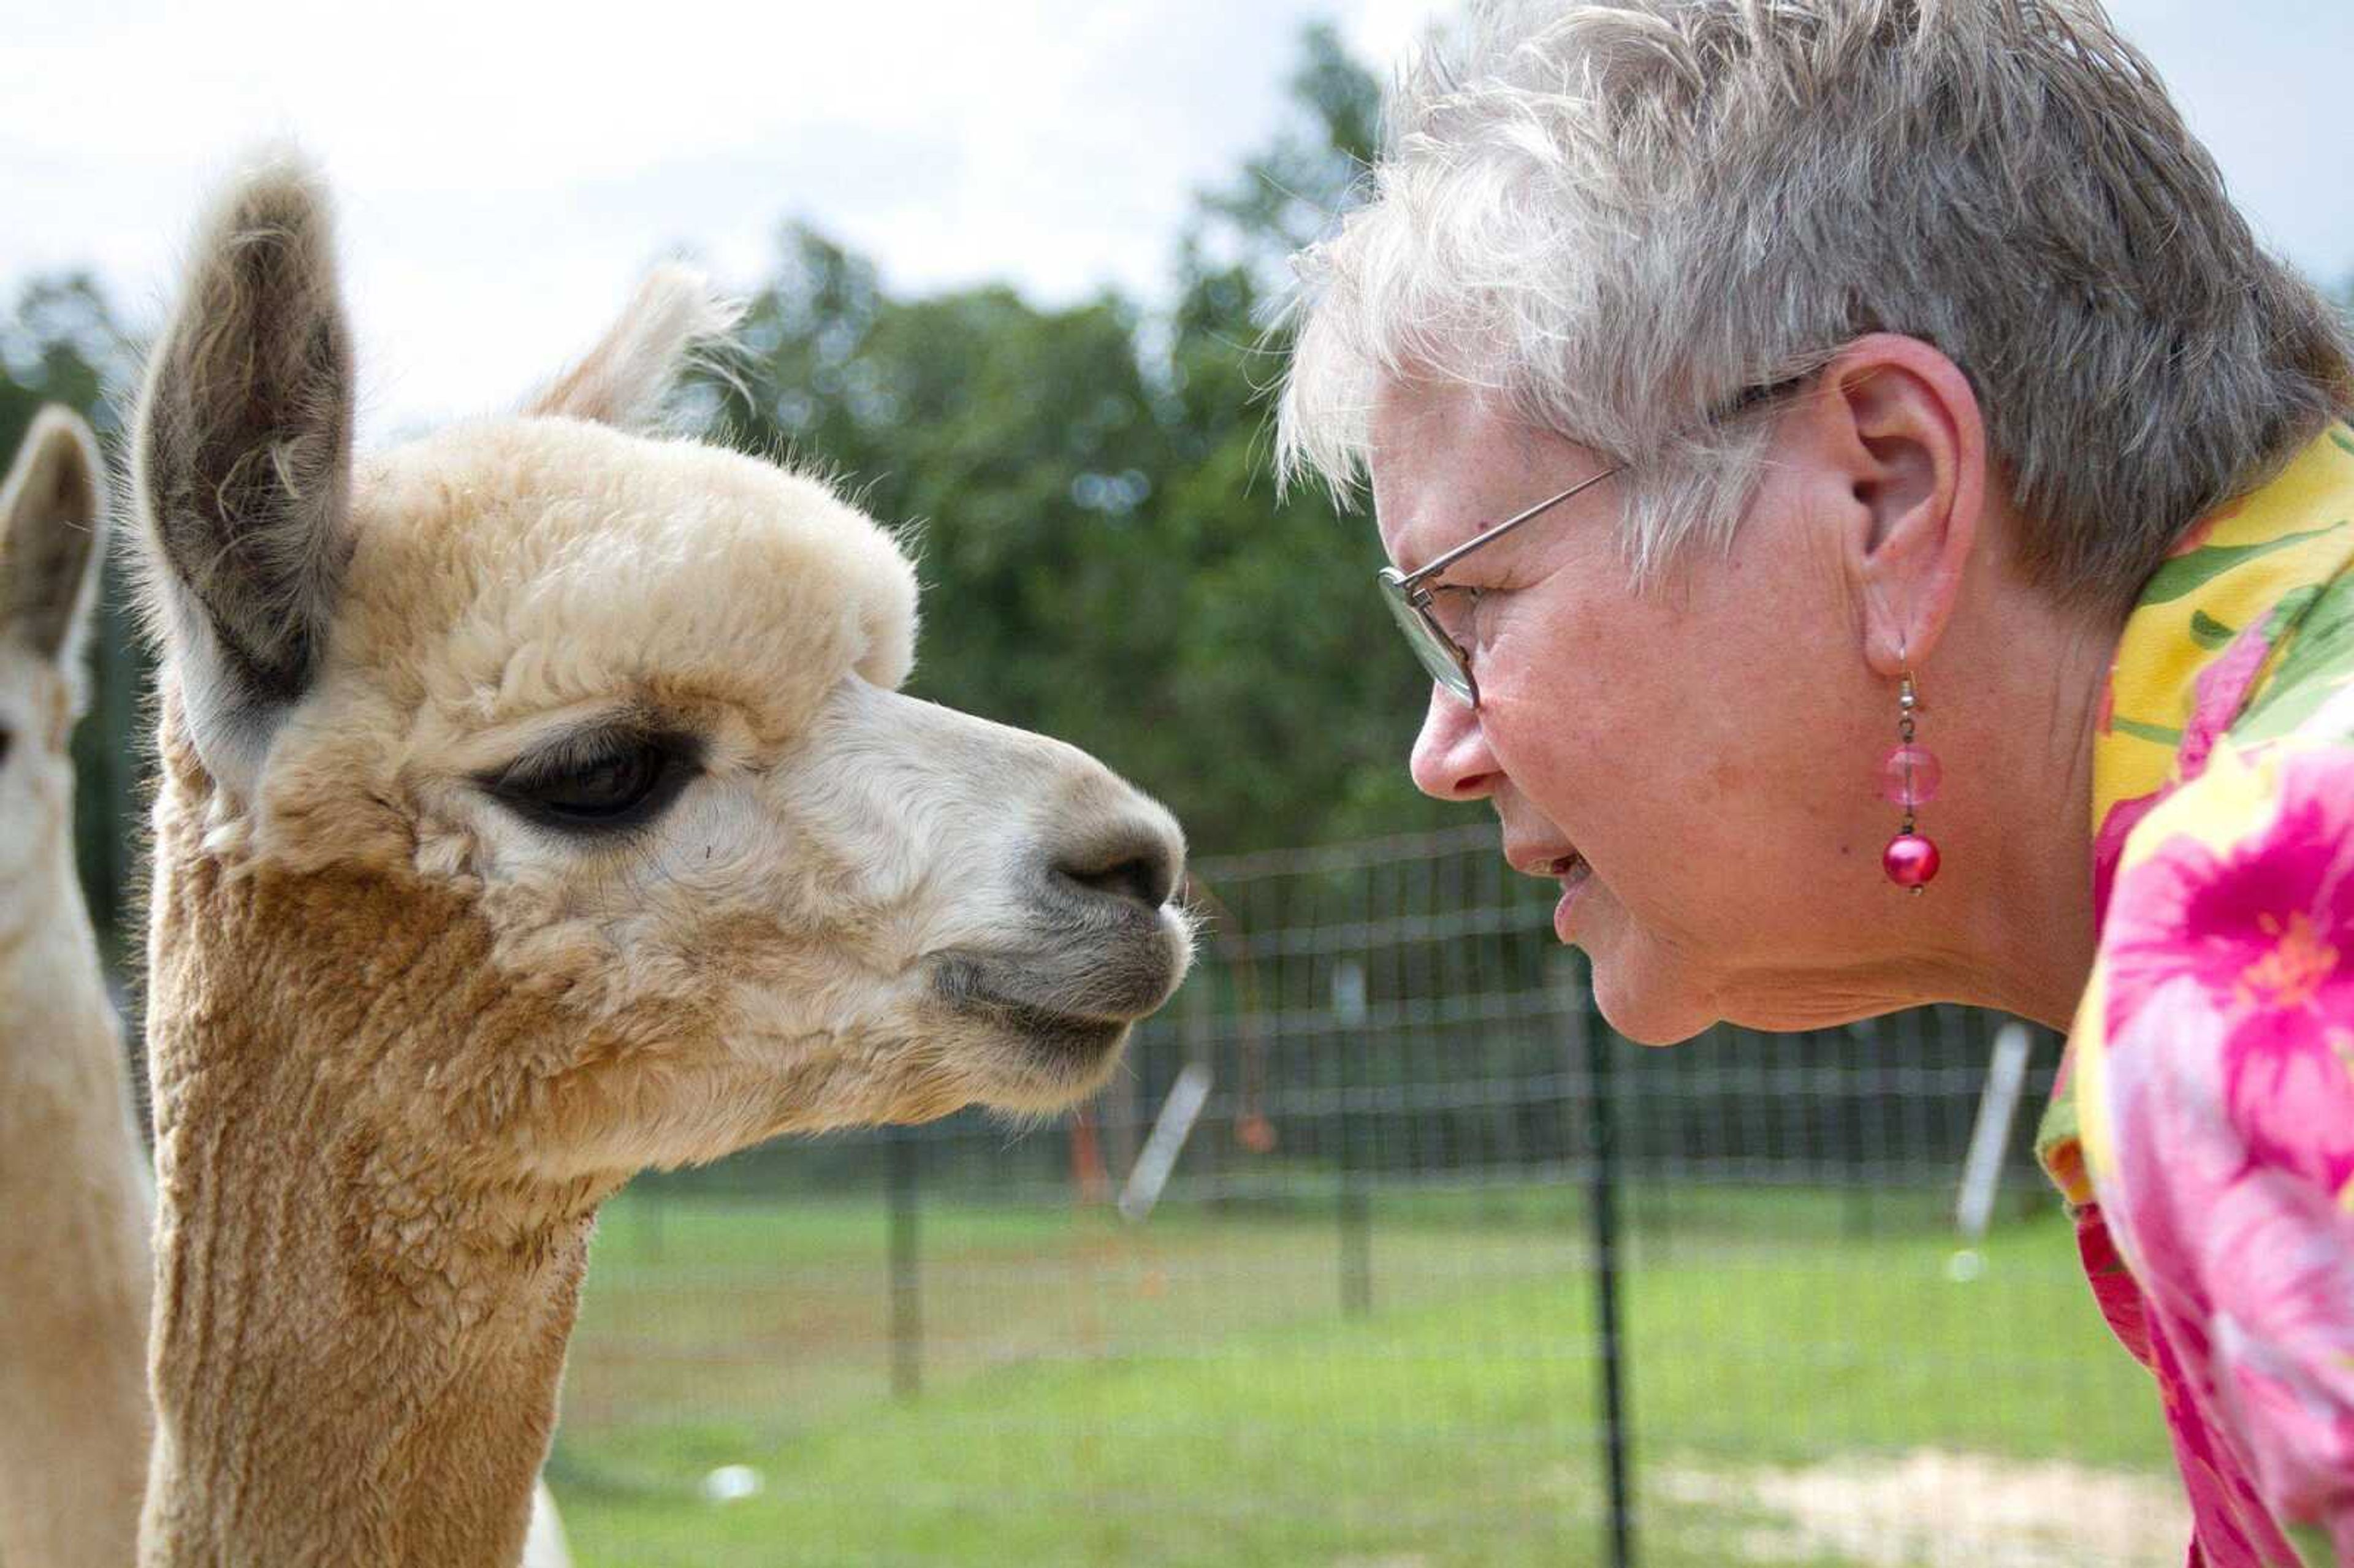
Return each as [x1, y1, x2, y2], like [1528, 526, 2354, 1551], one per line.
[2037, 421, 2354, 1566]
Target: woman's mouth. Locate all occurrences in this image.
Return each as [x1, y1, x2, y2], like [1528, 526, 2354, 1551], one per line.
[1552, 853, 1592, 937]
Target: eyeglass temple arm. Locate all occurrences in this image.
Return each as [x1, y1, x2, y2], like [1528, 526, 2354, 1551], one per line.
[1395, 465, 1624, 590]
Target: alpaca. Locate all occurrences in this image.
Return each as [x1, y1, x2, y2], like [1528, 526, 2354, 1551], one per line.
[128, 153, 1190, 1567]
[0, 413, 574, 1568]
[0, 408, 151, 1568]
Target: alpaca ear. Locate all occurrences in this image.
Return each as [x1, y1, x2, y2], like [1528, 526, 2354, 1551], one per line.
[131, 150, 354, 789]
[522, 263, 742, 431]
[1, 406, 107, 679]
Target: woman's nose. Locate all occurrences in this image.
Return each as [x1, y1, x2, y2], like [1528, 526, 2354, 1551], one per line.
[1408, 683, 1503, 801]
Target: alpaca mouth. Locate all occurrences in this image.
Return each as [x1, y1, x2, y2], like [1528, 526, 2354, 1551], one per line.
[929, 952, 1162, 1064]
[932, 932, 1185, 1022]
[964, 993, 1131, 1061]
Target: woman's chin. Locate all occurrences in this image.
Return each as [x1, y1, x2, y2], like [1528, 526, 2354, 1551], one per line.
[1586, 934, 1908, 1041]
[1591, 988, 1712, 1046]
[1568, 891, 1718, 1045]
[1583, 942, 1715, 1046]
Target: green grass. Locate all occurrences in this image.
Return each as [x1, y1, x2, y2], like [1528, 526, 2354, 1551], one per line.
[546, 1185, 2172, 1567]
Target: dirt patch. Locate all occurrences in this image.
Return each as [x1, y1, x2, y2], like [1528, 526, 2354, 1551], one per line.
[1656, 1448, 2188, 1567]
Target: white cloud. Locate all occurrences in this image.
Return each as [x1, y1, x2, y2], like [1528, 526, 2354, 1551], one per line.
[3, 0, 2345, 437]
[2, 0, 1339, 432]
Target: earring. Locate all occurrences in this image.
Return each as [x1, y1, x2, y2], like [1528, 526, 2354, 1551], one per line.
[1880, 655, 1940, 892]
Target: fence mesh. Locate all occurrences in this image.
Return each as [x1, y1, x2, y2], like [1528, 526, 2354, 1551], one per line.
[554, 824, 2181, 1567]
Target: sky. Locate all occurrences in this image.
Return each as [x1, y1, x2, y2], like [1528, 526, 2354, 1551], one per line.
[4, 0, 2347, 439]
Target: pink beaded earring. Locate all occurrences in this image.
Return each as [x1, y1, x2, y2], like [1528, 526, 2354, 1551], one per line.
[1880, 652, 1940, 892]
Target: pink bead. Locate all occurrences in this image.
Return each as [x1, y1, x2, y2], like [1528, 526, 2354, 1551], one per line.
[1883, 833, 1941, 888]
[1878, 744, 1943, 806]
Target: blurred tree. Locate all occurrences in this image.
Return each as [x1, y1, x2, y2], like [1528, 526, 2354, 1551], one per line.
[21, 26, 2354, 922]
[709, 232, 1183, 803]
[0, 271, 126, 455]
[1151, 20, 1457, 851]
[701, 24, 1449, 859]
[0, 272, 146, 953]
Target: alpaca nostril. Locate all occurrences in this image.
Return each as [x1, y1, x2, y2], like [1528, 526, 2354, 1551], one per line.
[1053, 823, 1181, 912]
[1070, 855, 1167, 910]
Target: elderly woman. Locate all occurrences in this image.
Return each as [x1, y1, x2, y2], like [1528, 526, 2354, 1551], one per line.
[1277, 1, 2353, 1562]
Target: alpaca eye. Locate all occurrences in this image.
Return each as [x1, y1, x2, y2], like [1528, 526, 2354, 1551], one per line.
[0, 727, 12, 769]
[487, 733, 697, 834]
[541, 748, 662, 813]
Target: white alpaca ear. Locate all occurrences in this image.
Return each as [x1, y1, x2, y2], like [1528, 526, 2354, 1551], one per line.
[1, 406, 107, 685]
[131, 150, 355, 791]
[522, 263, 743, 431]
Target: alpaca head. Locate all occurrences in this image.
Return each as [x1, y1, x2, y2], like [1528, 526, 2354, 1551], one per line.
[129, 154, 1190, 1181]
[0, 408, 105, 928]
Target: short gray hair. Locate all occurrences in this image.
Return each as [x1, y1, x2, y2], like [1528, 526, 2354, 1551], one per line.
[1278, 0, 2354, 607]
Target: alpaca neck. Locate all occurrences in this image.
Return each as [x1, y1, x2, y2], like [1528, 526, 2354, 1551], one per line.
[140, 788, 615, 1568]
[0, 834, 153, 1568]
[140, 1098, 595, 1568]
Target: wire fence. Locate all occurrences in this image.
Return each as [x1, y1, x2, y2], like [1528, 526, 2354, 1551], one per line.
[554, 823, 2182, 1568]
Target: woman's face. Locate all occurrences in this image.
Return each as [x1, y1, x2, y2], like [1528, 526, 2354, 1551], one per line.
[1369, 378, 1919, 1043]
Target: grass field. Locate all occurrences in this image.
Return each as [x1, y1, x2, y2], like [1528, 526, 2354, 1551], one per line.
[545, 1183, 2176, 1567]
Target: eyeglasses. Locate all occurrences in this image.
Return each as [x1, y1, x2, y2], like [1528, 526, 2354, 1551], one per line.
[1375, 373, 1814, 707]
[1376, 465, 1622, 708]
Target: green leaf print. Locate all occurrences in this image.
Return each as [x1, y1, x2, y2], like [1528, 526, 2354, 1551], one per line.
[2138, 525, 2345, 605]
[2110, 716, 2185, 746]
[2187, 609, 2237, 649]
[2285, 1518, 2334, 1568]
[2233, 580, 2354, 744]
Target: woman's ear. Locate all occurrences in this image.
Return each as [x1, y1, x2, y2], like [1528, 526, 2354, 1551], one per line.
[1806, 333, 1987, 675]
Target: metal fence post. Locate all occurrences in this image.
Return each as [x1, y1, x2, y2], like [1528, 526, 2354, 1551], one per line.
[1845, 1026, 1876, 1239]
[1563, 953, 1635, 1568]
[888, 1130, 922, 1401]
[641, 1175, 665, 1265]
[1339, 1173, 1373, 1317]
[1337, 959, 1373, 1317]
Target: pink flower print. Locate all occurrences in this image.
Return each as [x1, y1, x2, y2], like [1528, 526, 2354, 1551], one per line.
[2223, 1014, 2354, 1198]
[2095, 788, 2165, 925]
[2096, 982, 2323, 1567]
[2073, 1203, 2156, 1364]
[2206, 1196, 2354, 1539]
[2104, 749, 2354, 1196]
[2177, 628, 2280, 782]
[2093, 620, 2288, 924]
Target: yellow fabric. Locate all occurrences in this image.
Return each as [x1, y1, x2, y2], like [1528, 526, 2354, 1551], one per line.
[2046, 427, 2354, 1201]
[2037, 421, 2354, 1568]
[2092, 433, 2354, 827]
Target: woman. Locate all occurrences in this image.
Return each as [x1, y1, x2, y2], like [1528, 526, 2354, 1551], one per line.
[1277, 2, 2353, 1562]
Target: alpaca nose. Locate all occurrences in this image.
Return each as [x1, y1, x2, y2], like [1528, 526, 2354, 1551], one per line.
[1049, 808, 1184, 913]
